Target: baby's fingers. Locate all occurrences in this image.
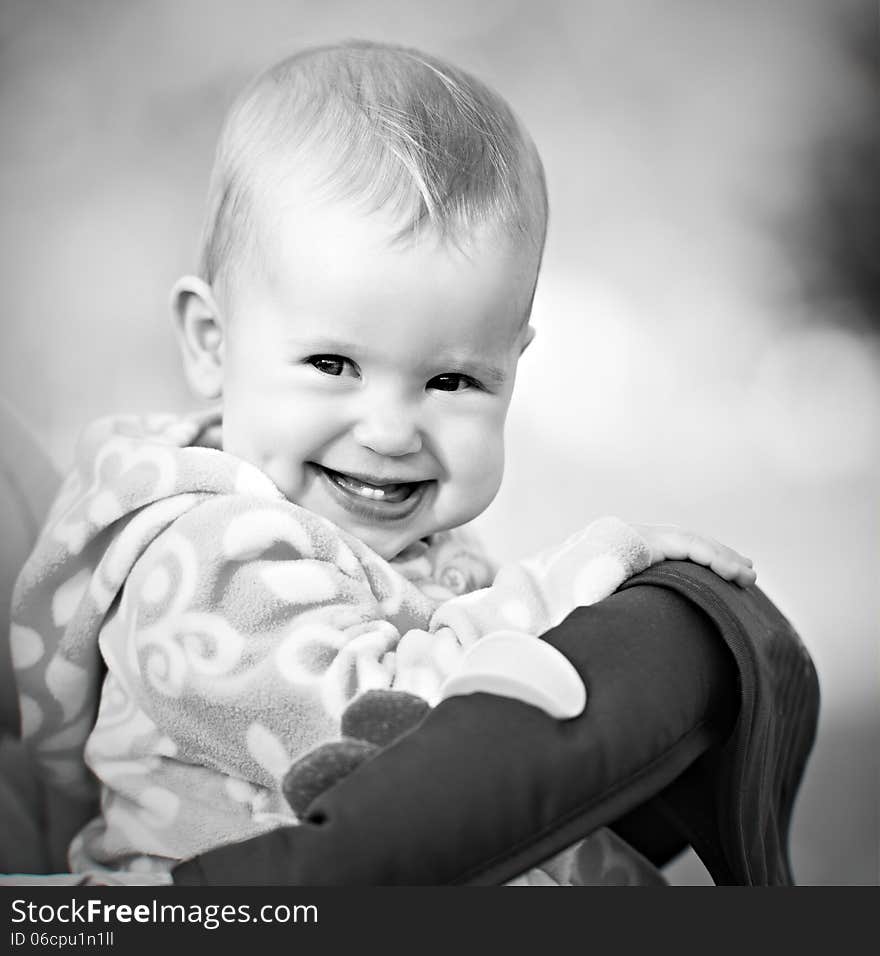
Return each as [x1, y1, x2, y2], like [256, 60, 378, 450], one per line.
[688, 535, 756, 588]
[643, 526, 757, 588]
[707, 551, 757, 588]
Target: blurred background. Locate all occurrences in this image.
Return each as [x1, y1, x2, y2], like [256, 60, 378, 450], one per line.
[0, 0, 876, 884]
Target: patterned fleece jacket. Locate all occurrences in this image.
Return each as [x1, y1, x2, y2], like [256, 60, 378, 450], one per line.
[10, 410, 651, 875]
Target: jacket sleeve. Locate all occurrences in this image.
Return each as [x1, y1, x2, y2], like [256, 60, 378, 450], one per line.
[392, 516, 652, 700]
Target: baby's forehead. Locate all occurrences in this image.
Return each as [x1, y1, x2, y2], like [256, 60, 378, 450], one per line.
[236, 188, 537, 343]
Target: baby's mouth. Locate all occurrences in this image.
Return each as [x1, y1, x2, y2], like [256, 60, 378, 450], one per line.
[322, 467, 418, 503]
[315, 465, 429, 521]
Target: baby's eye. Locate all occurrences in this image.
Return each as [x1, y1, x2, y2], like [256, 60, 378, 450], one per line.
[428, 373, 480, 393]
[308, 355, 358, 378]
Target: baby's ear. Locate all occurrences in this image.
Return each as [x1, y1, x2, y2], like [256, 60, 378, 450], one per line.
[170, 275, 225, 400]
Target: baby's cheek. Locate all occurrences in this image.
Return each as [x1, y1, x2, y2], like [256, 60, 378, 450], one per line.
[459, 434, 505, 511]
[261, 453, 305, 500]
[225, 425, 301, 501]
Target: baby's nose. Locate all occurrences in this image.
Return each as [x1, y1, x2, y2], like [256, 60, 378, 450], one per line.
[352, 407, 423, 457]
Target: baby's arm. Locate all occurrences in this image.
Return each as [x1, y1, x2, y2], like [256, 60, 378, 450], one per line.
[393, 517, 756, 709]
[392, 517, 652, 704]
[122, 503, 754, 776]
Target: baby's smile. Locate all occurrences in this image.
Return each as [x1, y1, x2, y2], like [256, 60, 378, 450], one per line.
[312, 463, 433, 522]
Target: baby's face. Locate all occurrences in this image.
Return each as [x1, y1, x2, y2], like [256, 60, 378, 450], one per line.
[218, 192, 538, 560]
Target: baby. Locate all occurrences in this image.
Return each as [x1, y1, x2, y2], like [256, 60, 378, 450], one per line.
[11, 41, 754, 881]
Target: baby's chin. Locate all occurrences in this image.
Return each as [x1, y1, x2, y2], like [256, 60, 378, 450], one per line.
[352, 525, 428, 562]
[357, 503, 492, 561]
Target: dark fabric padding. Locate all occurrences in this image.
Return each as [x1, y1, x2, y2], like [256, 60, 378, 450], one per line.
[615, 562, 820, 885]
[173, 572, 743, 885]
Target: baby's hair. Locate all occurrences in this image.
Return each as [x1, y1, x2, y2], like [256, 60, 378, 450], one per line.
[199, 40, 548, 298]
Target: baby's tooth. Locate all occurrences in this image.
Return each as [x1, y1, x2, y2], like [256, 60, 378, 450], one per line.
[330, 469, 410, 502]
[342, 476, 385, 499]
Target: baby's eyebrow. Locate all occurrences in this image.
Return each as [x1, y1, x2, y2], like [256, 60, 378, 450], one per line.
[286, 335, 360, 353]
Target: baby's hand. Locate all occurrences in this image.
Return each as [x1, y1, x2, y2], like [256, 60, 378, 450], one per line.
[631, 524, 757, 588]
